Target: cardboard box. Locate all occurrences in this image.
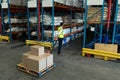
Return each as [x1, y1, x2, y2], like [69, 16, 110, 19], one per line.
[26, 55, 47, 72]
[94, 43, 118, 60]
[22, 52, 32, 66]
[45, 53, 54, 68]
[30, 45, 44, 56]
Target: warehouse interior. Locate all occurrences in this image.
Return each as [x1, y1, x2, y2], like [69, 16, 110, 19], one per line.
[1, 0, 120, 80]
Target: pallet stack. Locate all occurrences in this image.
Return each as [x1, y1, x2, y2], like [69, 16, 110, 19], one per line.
[87, 7, 108, 23]
[17, 45, 54, 76]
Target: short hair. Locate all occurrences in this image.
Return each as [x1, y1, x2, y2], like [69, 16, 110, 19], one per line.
[60, 23, 63, 26]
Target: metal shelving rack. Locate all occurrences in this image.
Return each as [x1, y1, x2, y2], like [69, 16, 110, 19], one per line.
[26, 0, 85, 49]
[27, 0, 41, 40]
[43, 0, 85, 45]
[1, 0, 27, 42]
[83, 0, 106, 48]
[112, 0, 120, 45]
[83, 0, 120, 48]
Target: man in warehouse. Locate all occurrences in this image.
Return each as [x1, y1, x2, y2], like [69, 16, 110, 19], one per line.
[57, 23, 64, 55]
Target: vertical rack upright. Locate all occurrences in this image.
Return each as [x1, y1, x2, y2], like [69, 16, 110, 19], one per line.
[112, 0, 120, 45]
[27, 0, 41, 40]
[83, 0, 105, 48]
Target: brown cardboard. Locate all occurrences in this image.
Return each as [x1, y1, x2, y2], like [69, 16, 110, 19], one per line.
[30, 45, 44, 56]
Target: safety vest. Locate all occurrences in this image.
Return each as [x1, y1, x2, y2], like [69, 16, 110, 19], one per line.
[58, 26, 64, 38]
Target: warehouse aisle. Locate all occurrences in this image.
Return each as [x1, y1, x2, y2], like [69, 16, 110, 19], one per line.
[0, 39, 120, 80]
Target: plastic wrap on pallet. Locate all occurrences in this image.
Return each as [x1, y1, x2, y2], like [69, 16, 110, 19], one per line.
[62, 15, 72, 25]
[73, 0, 81, 7]
[87, 0, 103, 5]
[117, 12, 120, 21]
[6, 27, 27, 32]
[4, 18, 26, 23]
[28, 0, 37, 7]
[72, 27, 77, 32]
[118, 0, 120, 4]
[30, 15, 63, 26]
[72, 19, 83, 24]
[2, 0, 26, 7]
[65, 0, 73, 6]
[54, 0, 66, 4]
[75, 13, 83, 19]
[42, 0, 66, 7]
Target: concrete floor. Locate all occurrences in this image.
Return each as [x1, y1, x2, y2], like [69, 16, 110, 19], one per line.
[0, 39, 120, 80]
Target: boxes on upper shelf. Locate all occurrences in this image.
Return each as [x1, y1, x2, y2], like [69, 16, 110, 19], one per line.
[30, 45, 44, 56]
[42, 0, 66, 7]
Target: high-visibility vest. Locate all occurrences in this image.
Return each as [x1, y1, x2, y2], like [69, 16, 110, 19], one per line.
[58, 26, 64, 38]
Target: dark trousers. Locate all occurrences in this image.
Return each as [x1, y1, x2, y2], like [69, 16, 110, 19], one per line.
[58, 38, 63, 54]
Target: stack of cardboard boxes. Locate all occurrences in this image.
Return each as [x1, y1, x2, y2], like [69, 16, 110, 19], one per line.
[21, 45, 54, 72]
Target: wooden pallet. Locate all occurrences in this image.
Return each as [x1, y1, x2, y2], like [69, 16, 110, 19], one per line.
[17, 63, 56, 77]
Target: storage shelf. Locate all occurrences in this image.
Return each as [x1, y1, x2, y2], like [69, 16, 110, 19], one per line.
[6, 30, 27, 35]
[44, 2, 85, 13]
[2, 5, 27, 13]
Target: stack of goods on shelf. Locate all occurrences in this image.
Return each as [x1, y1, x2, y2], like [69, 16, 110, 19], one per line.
[29, 16, 38, 24]
[30, 15, 63, 26]
[20, 45, 54, 73]
[62, 15, 72, 25]
[5, 27, 27, 33]
[87, 7, 108, 23]
[72, 19, 83, 24]
[65, 0, 73, 6]
[4, 16, 27, 23]
[2, 0, 26, 6]
[73, 0, 82, 7]
[117, 5, 120, 21]
[42, 0, 82, 7]
[54, 0, 66, 4]
[42, 0, 66, 7]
